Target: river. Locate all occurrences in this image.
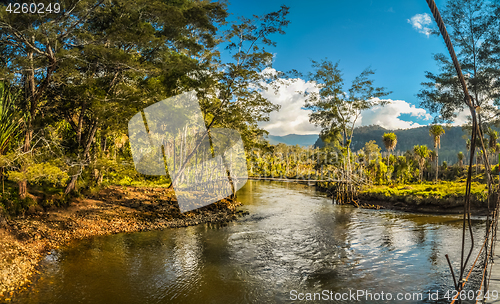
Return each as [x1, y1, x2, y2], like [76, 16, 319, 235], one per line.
[13, 181, 486, 303]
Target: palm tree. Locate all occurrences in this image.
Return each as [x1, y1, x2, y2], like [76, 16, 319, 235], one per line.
[488, 128, 498, 149]
[429, 150, 437, 173]
[429, 125, 445, 182]
[477, 149, 483, 164]
[465, 138, 472, 169]
[488, 128, 498, 166]
[457, 152, 464, 167]
[414, 145, 429, 182]
[382, 132, 397, 166]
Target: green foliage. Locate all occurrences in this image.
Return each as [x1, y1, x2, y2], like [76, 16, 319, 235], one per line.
[7, 162, 68, 185]
[457, 151, 464, 167]
[394, 155, 415, 184]
[429, 125, 445, 149]
[375, 160, 388, 185]
[363, 181, 488, 201]
[0, 188, 34, 216]
[382, 132, 397, 152]
[198, 5, 290, 149]
[318, 124, 472, 164]
[414, 145, 429, 182]
[417, 0, 500, 124]
[363, 140, 381, 160]
[303, 60, 390, 149]
[0, 0, 294, 199]
[0, 82, 20, 155]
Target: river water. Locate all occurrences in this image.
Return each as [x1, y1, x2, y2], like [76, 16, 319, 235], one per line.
[14, 181, 486, 303]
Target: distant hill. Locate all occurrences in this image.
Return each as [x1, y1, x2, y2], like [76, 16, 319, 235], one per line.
[314, 125, 471, 164]
[265, 134, 319, 147]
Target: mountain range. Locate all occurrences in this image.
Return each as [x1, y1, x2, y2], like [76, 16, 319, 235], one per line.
[265, 134, 319, 147]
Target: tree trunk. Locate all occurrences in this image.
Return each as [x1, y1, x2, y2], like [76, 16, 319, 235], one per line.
[435, 149, 439, 182]
[76, 100, 87, 147]
[64, 120, 99, 195]
[221, 153, 236, 199]
[18, 180, 27, 199]
[64, 176, 78, 195]
[18, 48, 36, 200]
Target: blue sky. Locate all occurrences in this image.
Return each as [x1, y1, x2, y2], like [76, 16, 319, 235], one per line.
[223, 0, 457, 135]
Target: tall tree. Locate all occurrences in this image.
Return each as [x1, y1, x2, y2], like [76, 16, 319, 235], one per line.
[429, 124, 445, 182]
[414, 145, 429, 182]
[486, 127, 498, 165]
[303, 59, 390, 177]
[382, 132, 397, 165]
[363, 140, 381, 162]
[418, 0, 500, 126]
[167, 5, 291, 189]
[0, 0, 228, 196]
[458, 151, 464, 167]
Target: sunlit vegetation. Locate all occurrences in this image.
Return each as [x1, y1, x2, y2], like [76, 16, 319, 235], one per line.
[0, 0, 499, 217]
[362, 181, 490, 200]
[0, 1, 292, 216]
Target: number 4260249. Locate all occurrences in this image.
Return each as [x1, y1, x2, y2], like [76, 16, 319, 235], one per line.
[5, 3, 61, 14]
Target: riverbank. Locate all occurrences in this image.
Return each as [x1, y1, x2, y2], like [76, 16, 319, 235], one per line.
[358, 182, 491, 215]
[0, 186, 244, 302]
[253, 178, 492, 214]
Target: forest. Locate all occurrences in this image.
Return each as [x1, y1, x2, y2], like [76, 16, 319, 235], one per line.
[0, 0, 500, 217]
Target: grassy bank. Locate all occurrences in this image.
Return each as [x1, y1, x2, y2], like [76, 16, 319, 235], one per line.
[359, 181, 491, 214]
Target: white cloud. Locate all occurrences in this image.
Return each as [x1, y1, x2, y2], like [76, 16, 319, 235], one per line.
[258, 71, 434, 135]
[408, 13, 432, 37]
[258, 76, 322, 136]
[450, 110, 469, 126]
[356, 99, 432, 130]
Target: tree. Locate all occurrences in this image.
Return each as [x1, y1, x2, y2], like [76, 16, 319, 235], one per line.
[487, 128, 498, 149]
[382, 132, 397, 165]
[429, 125, 445, 182]
[0, 0, 229, 197]
[394, 155, 414, 184]
[418, 0, 500, 126]
[167, 5, 291, 190]
[414, 145, 429, 182]
[458, 151, 464, 167]
[303, 59, 390, 177]
[363, 140, 381, 162]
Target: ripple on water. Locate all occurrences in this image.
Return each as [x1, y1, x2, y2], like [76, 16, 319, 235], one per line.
[13, 181, 487, 304]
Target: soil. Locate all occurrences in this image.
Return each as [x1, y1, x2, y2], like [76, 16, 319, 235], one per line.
[0, 186, 245, 302]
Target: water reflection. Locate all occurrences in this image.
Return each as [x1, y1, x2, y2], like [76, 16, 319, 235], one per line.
[14, 181, 485, 304]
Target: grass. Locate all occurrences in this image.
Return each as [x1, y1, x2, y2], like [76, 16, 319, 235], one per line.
[362, 180, 490, 199]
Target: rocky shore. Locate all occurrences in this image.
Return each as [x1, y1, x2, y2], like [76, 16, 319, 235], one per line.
[0, 186, 244, 302]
